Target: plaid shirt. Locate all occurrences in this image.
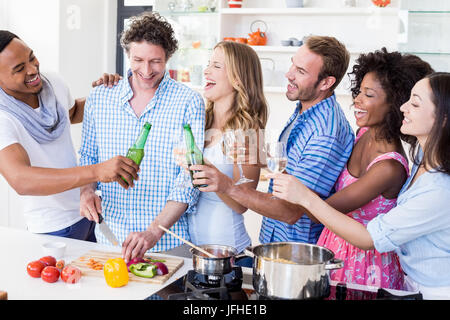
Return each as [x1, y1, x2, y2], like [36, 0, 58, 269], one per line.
[79, 71, 205, 251]
[260, 94, 354, 244]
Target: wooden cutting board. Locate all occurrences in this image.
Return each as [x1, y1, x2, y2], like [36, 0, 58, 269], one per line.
[70, 250, 184, 284]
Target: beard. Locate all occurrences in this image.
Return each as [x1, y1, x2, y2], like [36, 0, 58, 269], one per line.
[286, 81, 321, 102]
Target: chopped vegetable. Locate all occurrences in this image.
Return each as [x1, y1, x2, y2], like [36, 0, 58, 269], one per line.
[145, 258, 166, 263]
[151, 262, 169, 275]
[129, 263, 157, 278]
[87, 258, 104, 270]
[126, 258, 147, 271]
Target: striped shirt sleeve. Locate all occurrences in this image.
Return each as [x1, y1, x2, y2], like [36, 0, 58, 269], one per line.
[289, 135, 349, 198]
[79, 93, 98, 167]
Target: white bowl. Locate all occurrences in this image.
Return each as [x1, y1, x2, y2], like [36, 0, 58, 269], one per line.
[42, 242, 66, 259]
[285, 0, 303, 8]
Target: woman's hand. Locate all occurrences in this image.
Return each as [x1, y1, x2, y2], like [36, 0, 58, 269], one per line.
[266, 173, 311, 206]
[190, 164, 234, 194]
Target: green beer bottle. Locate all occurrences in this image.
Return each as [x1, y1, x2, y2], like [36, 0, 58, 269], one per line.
[183, 124, 207, 188]
[121, 122, 151, 184]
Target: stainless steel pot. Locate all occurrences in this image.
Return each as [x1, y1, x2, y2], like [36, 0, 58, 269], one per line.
[190, 244, 238, 276]
[245, 242, 344, 300]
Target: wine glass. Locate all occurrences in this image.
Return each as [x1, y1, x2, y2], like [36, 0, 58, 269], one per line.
[223, 130, 254, 185]
[173, 133, 192, 188]
[265, 141, 288, 198]
[265, 141, 288, 174]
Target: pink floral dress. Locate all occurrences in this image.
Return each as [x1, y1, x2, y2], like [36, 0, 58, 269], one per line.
[317, 127, 408, 290]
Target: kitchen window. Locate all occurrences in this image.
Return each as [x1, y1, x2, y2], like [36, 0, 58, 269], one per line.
[116, 0, 154, 75]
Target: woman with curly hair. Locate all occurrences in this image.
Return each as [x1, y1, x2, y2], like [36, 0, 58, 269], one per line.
[186, 41, 268, 257]
[275, 49, 433, 290]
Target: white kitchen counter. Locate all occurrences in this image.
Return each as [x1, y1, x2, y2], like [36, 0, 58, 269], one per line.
[0, 226, 192, 300]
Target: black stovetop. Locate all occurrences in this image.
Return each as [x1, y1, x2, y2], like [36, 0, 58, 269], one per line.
[145, 267, 423, 301]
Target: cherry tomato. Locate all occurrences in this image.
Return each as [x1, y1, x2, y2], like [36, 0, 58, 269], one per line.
[61, 265, 82, 284]
[39, 256, 57, 267]
[27, 260, 45, 278]
[41, 266, 60, 283]
[56, 260, 65, 270]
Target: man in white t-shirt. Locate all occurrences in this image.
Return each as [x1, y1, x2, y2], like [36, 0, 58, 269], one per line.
[0, 31, 140, 241]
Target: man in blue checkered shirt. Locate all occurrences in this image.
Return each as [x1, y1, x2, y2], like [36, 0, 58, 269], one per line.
[79, 12, 205, 262]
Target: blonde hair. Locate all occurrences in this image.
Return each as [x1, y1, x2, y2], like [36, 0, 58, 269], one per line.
[205, 41, 268, 131]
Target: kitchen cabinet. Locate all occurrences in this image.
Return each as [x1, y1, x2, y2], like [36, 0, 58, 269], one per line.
[154, 1, 220, 88]
[398, 0, 450, 72]
[152, 0, 401, 146]
[155, 0, 400, 98]
[218, 0, 400, 98]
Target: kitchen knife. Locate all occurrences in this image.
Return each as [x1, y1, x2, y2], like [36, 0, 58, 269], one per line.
[94, 190, 119, 246]
[98, 214, 120, 246]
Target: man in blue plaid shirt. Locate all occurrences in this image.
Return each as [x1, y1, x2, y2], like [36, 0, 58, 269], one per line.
[79, 12, 205, 261]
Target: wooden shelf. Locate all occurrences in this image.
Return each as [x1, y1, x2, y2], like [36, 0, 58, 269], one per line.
[249, 45, 384, 55]
[250, 46, 299, 53]
[220, 7, 399, 16]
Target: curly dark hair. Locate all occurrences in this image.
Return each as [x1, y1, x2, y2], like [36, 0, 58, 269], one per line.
[349, 48, 434, 145]
[120, 11, 178, 60]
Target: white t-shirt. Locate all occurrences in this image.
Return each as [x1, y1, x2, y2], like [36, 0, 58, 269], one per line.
[0, 72, 82, 233]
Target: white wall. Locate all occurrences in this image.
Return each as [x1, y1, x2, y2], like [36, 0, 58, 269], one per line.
[5, 0, 60, 73]
[0, 0, 61, 230]
[0, 0, 117, 230]
[57, 0, 117, 154]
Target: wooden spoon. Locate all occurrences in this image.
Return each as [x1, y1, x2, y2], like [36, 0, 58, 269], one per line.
[158, 225, 218, 258]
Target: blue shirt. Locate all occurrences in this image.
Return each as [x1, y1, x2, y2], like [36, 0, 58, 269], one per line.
[79, 71, 205, 252]
[260, 94, 354, 244]
[367, 161, 450, 287]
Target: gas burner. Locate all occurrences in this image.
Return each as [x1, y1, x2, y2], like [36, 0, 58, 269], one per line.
[167, 267, 244, 300]
[188, 267, 243, 291]
[168, 282, 230, 300]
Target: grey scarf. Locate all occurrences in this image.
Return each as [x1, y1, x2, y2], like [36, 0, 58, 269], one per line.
[0, 75, 68, 144]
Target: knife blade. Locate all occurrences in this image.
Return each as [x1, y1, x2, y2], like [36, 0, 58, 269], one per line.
[94, 190, 119, 246]
[98, 214, 120, 246]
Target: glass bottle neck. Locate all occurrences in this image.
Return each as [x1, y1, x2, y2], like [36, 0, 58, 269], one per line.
[133, 124, 151, 149]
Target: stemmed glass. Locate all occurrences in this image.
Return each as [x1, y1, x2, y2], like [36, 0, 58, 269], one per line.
[265, 141, 288, 174]
[173, 133, 192, 188]
[265, 141, 288, 198]
[222, 130, 254, 185]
